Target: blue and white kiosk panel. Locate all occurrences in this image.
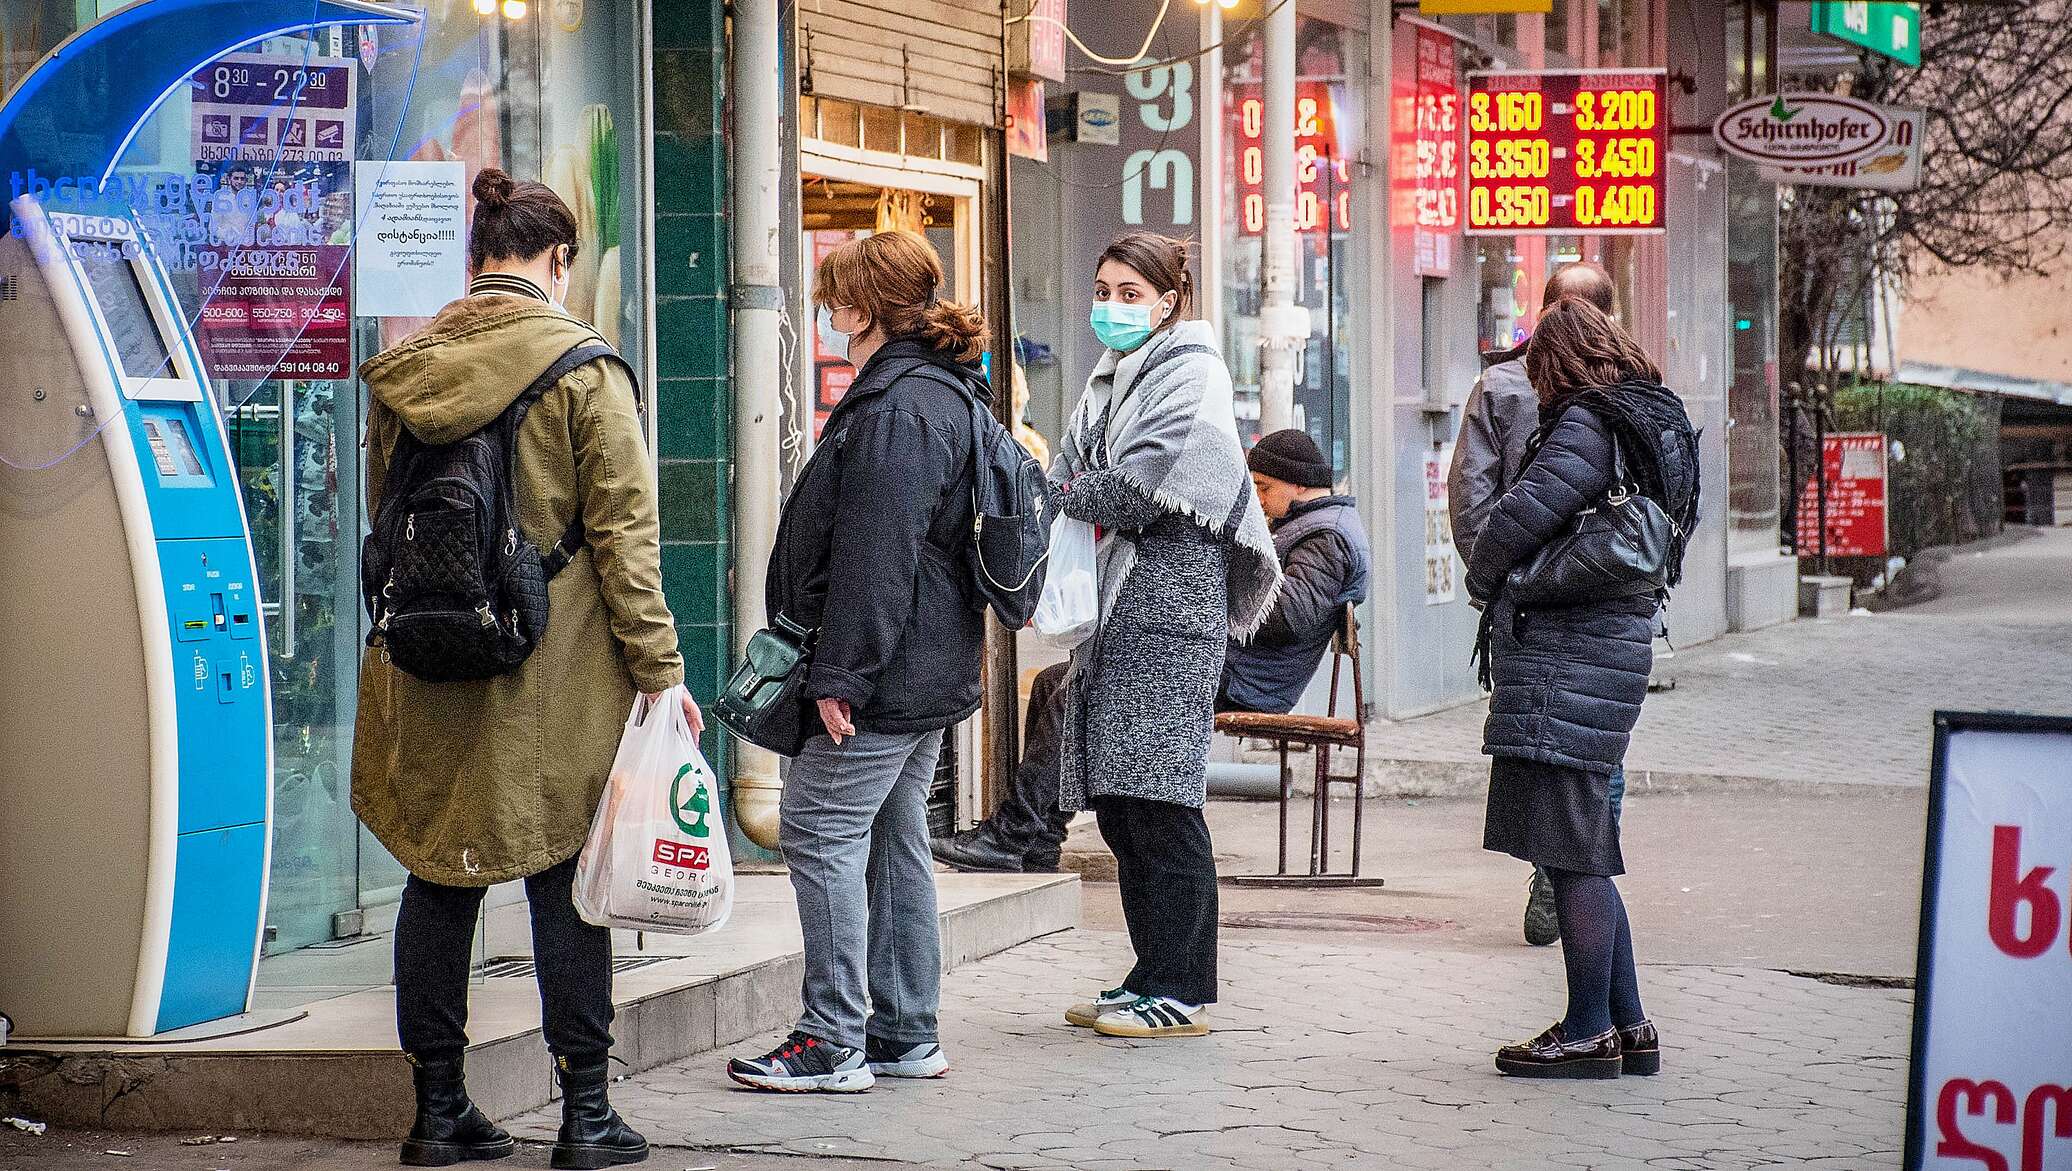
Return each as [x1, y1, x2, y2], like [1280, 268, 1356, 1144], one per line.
[0, 199, 271, 1037]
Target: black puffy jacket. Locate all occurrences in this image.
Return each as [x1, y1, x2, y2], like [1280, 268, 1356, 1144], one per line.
[1465, 405, 1656, 775]
[765, 339, 986, 735]
[1219, 495, 1370, 714]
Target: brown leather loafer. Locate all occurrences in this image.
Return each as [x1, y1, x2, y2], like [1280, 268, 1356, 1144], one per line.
[1616, 1020, 1660, 1075]
[1494, 1022, 1622, 1079]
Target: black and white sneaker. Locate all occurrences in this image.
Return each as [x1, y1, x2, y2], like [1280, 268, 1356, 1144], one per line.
[864, 1037, 950, 1078]
[726, 1031, 874, 1093]
[1092, 995, 1209, 1038]
[1065, 986, 1137, 1028]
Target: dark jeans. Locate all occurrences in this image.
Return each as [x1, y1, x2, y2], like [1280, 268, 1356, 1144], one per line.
[966, 662, 1073, 861]
[394, 854, 614, 1062]
[1093, 795, 1219, 1006]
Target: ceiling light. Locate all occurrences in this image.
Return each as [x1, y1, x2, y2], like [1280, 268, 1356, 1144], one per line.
[473, 0, 496, 13]
[502, 0, 527, 17]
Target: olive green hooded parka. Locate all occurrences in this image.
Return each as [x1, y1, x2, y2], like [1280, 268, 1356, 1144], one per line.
[350, 295, 684, 886]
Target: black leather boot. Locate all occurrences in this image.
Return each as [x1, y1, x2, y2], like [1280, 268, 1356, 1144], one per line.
[929, 825, 1026, 873]
[550, 1054, 649, 1170]
[399, 1053, 515, 1166]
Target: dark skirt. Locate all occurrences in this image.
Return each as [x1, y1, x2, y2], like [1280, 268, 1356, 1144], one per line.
[1483, 756, 1624, 876]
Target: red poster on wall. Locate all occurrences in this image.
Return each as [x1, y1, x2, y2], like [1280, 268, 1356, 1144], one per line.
[1797, 432, 1888, 558]
[1389, 23, 1461, 275]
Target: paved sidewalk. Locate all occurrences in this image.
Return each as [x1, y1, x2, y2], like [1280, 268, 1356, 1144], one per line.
[1367, 600, 2072, 792]
[505, 929, 1911, 1170]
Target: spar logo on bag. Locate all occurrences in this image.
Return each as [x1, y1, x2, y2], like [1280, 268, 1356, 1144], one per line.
[652, 761, 716, 869]
[670, 761, 713, 838]
[653, 840, 711, 870]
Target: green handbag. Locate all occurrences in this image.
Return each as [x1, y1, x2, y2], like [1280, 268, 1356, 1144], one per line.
[713, 613, 817, 757]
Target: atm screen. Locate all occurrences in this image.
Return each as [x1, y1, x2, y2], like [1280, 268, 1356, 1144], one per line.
[73, 244, 176, 381]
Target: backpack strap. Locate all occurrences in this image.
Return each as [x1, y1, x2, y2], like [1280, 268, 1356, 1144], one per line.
[509, 339, 639, 580]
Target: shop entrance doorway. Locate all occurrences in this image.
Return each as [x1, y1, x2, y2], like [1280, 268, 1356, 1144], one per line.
[795, 154, 982, 835]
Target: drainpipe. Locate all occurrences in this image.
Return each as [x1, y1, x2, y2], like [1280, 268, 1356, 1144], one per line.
[1258, 0, 1303, 434]
[1198, 2, 1225, 339]
[729, 0, 784, 849]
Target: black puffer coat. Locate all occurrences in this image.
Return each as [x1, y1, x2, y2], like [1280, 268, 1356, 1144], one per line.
[1465, 405, 1656, 775]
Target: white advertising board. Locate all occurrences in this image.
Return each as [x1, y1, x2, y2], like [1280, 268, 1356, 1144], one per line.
[1906, 712, 2072, 1171]
[1760, 106, 1924, 193]
[352, 161, 466, 319]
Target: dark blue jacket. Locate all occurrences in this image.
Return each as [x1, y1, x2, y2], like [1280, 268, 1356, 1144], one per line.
[1465, 406, 1655, 774]
[765, 340, 987, 734]
[1219, 495, 1370, 714]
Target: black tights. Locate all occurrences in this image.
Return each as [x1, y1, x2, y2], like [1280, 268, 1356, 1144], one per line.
[1545, 867, 1644, 1038]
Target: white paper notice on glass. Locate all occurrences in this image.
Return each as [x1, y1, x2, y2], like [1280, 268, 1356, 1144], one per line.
[354, 161, 466, 318]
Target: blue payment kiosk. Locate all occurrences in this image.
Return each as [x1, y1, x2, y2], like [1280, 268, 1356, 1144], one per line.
[0, 0, 415, 1038]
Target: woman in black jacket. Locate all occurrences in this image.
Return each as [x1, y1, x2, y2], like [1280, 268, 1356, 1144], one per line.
[1465, 297, 1699, 1080]
[727, 230, 989, 1093]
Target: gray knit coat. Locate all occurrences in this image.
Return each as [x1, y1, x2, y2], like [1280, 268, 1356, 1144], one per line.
[1052, 325, 1270, 811]
[1054, 480, 1229, 810]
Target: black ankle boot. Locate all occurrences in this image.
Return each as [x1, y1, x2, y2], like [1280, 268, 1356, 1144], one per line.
[550, 1054, 649, 1170]
[399, 1053, 515, 1166]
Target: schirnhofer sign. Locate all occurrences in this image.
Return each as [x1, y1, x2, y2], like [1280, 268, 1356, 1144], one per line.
[1713, 93, 1889, 167]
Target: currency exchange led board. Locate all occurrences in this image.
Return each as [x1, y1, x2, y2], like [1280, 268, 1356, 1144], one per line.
[1463, 69, 1669, 235]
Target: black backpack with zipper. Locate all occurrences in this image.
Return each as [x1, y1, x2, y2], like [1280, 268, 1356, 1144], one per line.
[362, 341, 630, 682]
[896, 359, 1051, 627]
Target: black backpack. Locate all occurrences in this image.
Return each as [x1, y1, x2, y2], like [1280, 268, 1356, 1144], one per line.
[362, 341, 630, 682]
[947, 371, 1051, 628]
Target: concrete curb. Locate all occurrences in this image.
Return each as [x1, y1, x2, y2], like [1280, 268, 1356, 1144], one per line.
[2, 876, 1081, 1139]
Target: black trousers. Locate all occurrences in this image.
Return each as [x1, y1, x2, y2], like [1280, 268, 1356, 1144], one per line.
[393, 855, 615, 1062]
[976, 662, 1075, 861]
[1093, 795, 1219, 1005]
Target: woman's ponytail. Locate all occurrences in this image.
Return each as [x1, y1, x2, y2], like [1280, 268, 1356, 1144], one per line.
[917, 299, 991, 364]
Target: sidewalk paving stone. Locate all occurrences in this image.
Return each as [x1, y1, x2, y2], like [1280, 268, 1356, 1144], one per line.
[520, 927, 1913, 1168]
[1363, 606, 2072, 791]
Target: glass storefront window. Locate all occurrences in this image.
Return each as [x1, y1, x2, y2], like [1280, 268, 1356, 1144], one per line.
[1726, 157, 1783, 553]
[19, 3, 655, 965]
[1597, 0, 1651, 66]
[1219, 16, 1367, 476]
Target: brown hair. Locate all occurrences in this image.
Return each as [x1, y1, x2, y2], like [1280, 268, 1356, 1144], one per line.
[1524, 297, 1660, 404]
[469, 167, 579, 272]
[813, 230, 990, 363]
[1097, 231, 1194, 323]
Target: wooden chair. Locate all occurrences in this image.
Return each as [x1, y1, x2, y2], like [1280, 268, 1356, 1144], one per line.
[1216, 603, 1381, 887]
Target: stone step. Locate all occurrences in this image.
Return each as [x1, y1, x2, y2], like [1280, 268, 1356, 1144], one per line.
[5, 872, 1078, 1139]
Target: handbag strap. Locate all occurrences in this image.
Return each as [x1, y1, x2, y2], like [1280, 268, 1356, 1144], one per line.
[1605, 436, 1640, 506]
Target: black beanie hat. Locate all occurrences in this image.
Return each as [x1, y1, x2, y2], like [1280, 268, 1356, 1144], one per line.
[1247, 428, 1333, 489]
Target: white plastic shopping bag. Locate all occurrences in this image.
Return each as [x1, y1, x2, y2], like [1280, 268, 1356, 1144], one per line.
[1033, 513, 1099, 650]
[573, 685, 734, 935]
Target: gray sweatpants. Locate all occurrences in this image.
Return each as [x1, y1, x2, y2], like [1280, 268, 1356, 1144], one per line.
[779, 728, 944, 1050]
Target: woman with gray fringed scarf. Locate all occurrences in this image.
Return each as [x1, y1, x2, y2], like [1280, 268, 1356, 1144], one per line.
[1050, 233, 1283, 1040]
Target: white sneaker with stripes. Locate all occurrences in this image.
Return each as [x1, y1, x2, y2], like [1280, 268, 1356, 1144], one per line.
[1091, 995, 1209, 1038]
[1064, 986, 1138, 1028]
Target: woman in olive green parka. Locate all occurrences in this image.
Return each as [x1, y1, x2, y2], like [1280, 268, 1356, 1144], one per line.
[352, 168, 677, 1171]
[352, 284, 682, 885]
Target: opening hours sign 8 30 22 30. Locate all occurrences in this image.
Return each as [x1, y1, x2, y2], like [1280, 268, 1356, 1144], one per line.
[1464, 69, 1669, 235]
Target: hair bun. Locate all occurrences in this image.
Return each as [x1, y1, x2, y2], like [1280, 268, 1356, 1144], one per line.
[473, 168, 516, 210]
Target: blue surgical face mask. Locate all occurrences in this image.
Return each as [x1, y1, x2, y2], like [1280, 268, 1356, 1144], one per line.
[1090, 296, 1171, 353]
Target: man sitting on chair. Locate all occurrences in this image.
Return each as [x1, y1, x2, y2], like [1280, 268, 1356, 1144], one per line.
[931, 429, 1370, 874]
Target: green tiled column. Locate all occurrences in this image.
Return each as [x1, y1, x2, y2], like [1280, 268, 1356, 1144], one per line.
[650, 0, 736, 793]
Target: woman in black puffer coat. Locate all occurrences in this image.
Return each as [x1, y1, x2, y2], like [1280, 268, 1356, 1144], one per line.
[1465, 297, 1699, 1082]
